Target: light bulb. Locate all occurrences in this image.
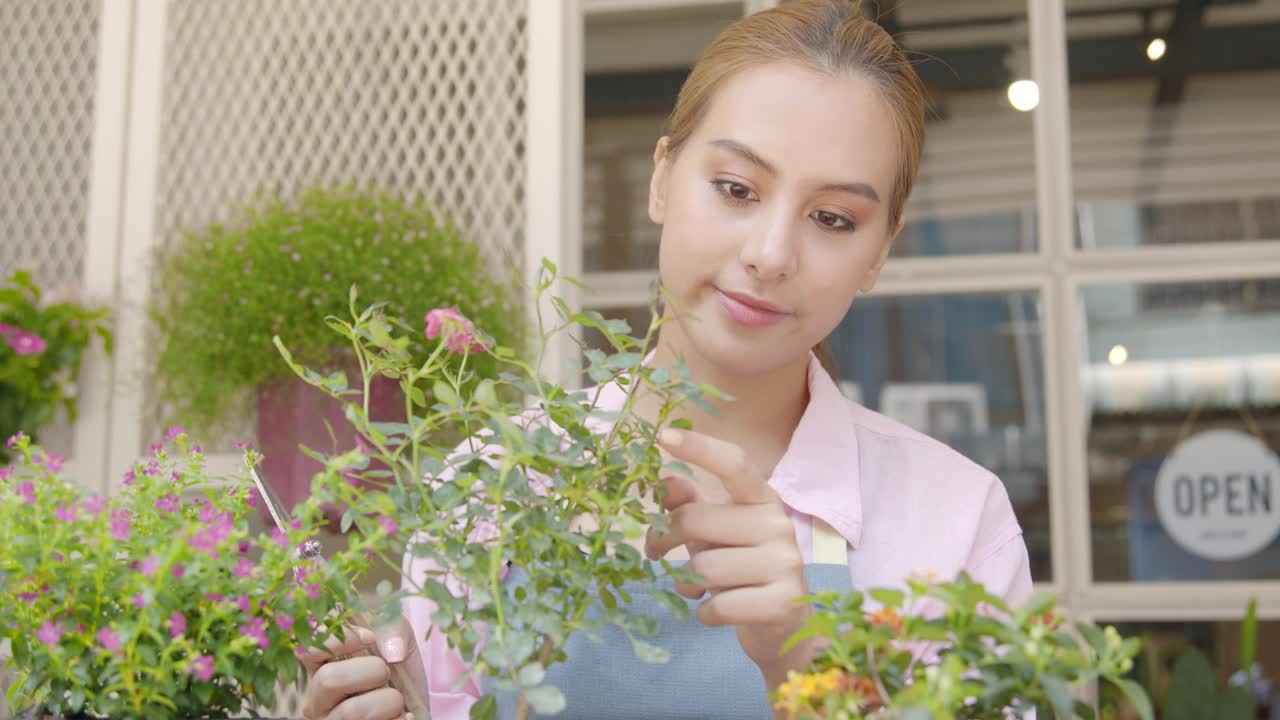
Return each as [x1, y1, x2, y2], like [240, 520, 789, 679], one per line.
[1147, 37, 1167, 61]
[1007, 79, 1040, 112]
[1108, 344, 1129, 366]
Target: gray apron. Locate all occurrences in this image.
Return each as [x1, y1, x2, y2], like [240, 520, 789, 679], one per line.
[481, 522, 851, 719]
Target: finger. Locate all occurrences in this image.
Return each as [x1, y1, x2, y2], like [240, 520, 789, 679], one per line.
[696, 584, 807, 627]
[642, 475, 702, 561]
[674, 579, 707, 600]
[372, 614, 416, 664]
[646, 502, 788, 560]
[660, 474, 699, 510]
[300, 625, 376, 676]
[658, 429, 777, 505]
[687, 545, 800, 592]
[305, 656, 392, 717]
[326, 686, 405, 720]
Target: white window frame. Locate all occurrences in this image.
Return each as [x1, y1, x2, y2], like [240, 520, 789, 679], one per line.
[571, 0, 1280, 625]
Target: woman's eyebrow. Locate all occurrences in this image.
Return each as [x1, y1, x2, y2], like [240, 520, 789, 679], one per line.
[708, 137, 881, 204]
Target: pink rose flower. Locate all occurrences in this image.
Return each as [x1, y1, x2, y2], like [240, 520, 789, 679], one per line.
[424, 307, 491, 354]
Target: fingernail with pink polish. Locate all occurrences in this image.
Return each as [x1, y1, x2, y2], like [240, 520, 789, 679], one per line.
[382, 636, 406, 663]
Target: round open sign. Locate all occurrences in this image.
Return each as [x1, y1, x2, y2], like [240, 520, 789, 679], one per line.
[1154, 429, 1280, 561]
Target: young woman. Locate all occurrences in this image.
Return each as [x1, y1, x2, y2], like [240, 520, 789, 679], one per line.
[300, 1, 1033, 718]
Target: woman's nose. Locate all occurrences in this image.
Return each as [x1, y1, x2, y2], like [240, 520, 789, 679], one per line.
[738, 215, 799, 281]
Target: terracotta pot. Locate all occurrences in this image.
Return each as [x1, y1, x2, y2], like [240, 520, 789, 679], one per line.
[254, 365, 404, 532]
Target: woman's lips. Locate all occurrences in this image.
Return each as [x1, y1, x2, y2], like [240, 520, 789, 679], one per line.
[714, 288, 790, 328]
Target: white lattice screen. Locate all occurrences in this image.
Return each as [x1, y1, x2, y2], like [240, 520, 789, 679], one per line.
[151, 1, 530, 713]
[144, 0, 528, 446]
[0, 0, 99, 291]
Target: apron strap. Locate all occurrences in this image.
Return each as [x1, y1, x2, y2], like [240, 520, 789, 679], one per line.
[811, 516, 849, 566]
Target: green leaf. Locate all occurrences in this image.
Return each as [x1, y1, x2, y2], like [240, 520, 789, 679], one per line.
[409, 385, 427, 407]
[669, 418, 692, 430]
[433, 380, 458, 407]
[1214, 686, 1255, 720]
[518, 662, 546, 687]
[476, 379, 498, 407]
[1016, 589, 1058, 623]
[1111, 678, 1154, 720]
[1241, 597, 1257, 672]
[869, 588, 904, 608]
[526, 685, 566, 715]
[630, 637, 670, 664]
[652, 589, 691, 622]
[1041, 674, 1074, 720]
[469, 693, 497, 720]
[1166, 649, 1217, 720]
[1074, 699, 1098, 720]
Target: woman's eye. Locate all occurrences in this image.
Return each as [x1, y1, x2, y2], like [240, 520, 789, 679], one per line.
[712, 180, 756, 203]
[813, 210, 855, 232]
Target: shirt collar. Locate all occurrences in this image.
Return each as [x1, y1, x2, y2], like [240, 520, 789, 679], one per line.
[770, 353, 863, 550]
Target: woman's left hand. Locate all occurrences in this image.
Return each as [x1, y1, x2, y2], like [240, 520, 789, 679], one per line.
[644, 428, 818, 692]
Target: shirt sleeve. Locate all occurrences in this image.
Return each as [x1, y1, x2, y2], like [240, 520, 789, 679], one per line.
[965, 528, 1034, 610]
[963, 469, 1034, 610]
[401, 545, 498, 719]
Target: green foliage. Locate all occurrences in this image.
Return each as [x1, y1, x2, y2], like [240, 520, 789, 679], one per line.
[1157, 601, 1259, 720]
[0, 429, 371, 719]
[274, 263, 719, 719]
[0, 270, 112, 465]
[147, 183, 524, 438]
[773, 573, 1154, 720]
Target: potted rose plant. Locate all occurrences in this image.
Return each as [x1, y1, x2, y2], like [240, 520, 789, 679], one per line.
[270, 264, 715, 719]
[146, 183, 524, 525]
[0, 269, 112, 466]
[0, 427, 378, 719]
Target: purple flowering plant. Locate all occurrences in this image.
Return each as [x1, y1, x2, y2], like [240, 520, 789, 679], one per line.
[0, 427, 378, 719]
[0, 270, 112, 465]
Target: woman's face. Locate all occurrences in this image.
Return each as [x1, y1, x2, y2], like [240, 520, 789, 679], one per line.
[649, 62, 903, 376]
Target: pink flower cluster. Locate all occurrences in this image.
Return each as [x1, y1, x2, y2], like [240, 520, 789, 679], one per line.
[0, 323, 46, 356]
[189, 503, 234, 557]
[425, 307, 491, 354]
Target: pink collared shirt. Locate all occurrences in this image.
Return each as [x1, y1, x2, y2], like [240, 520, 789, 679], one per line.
[401, 353, 1033, 717]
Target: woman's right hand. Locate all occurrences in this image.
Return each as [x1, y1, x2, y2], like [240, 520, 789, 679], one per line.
[299, 620, 418, 720]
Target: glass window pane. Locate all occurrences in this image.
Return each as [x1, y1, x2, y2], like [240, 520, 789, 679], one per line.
[1097, 618, 1277, 719]
[1066, 1, 1280, 249]
[1083, 278, 1280, 581]
[582, 293, 1052, 582]
[582, 3, 742, 273]
[889, 1, 1038, 257]
[829, 291, 1051, 581]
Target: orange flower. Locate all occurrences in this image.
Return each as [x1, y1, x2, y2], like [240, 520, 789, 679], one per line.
[850, 675, 884, 709]
[1033, 611, 1064, 631]
[868, 607, 904, 634]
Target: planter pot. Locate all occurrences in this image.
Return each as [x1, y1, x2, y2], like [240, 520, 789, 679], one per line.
[255, 365, 405, 532]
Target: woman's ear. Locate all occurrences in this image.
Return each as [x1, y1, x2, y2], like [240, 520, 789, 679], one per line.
[648, 136, 672, 225]
[858, 217, 905, 294]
